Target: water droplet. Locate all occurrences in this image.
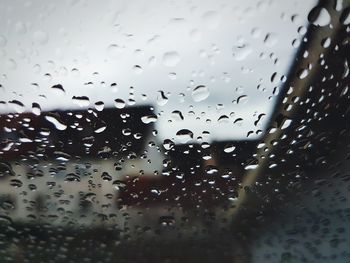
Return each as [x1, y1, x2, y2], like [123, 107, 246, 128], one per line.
[51, 84, 66, 95]
[101, 172, 112, 181]
[15, 21, 27, 34]
[232, 44, 252, 61]
[205, 165, 218, 175]
[0, 215, 13, 225]
[236, 95, 249, 105]
[95, 101, 104, 111]
[281, 119, 292, 129]
[201, 10, 221, 30]
[6, 59, 17, 70]
[171, 110, 184, 121]
[94, 124, 107, 134]
[192, 85, 209, 102]
[168, 72, 177, 80]
[0, 35, 7, 47]
[8, 100, 25, 113]
[308, 6, 331, 27]
[159, 216, 175, 226]
[340, 7, 350, 25]
[176, 129, 193, 143]
[157, 91, 168, 106]
[298, 69, 309, 79]
[162, 51, 180, 67]
[114, 99, 126, 109]
[189, 29, 202, 42]
[245, 164, 258, 170]
[72, 96, 90, 107]
[264, 33, 278, 47]
[163, 139, 175, 150]
[112, 180, 126, 190]
[133, 65, 143, 74]
[45, 114, 67, 130]
[10, 179, 23, 188]
[224, 144, 236, 153]
[107, 44, 123, 59]
[122, 128, 131, 136]
[218, 115, 229, 124]
[32, 30, 49, 45]
[64, 173, 81, 182]
[141, 114, 158, 124]
[32, 103, 41, 115]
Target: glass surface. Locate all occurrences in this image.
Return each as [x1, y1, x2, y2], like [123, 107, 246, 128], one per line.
[0, 0, 350, 262]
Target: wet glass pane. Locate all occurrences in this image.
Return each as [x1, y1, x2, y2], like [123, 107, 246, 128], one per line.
[0, 0, 350, 262]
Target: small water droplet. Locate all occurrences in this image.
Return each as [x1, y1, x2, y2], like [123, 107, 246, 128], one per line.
[95, 101, 104, 111]
[101, 172, 112, 181]
[45, 114, 67, 130]
[192, 85, 209, 102]
[72, 96, 90, 107]
[162, 51, 180, 67]
[141, 114, 158, 124]
[51, 84, 66, 95]
[163, 139, 175, 150]
[114, 99, 126, 109]
[32, 30, 49, 45]
[236, 95, 249, 105]
[112, 180, 126, 190]
[0, 35, 7, 47]
[176, 129, 193, 143]
[107, 44, 123, 59]
[157, 91, 168, 106]
[224, 144, 236, 153]
[10, 179, 23, 188]
[32, 103, 41, 115]
[264, 33, 278, 47]
[8, 100, 25, 113]
[340, 7, 350, 25]
[232, 44, 252, 61]
[133, 65, 143, 74]
[64, 173, 81, 182]
[201, 10, 221, 30]
[159, 216, 175, 226]
[245, 164, 258, 170]
[171, 110, 184, 121]
[205, 165, 218, 175]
